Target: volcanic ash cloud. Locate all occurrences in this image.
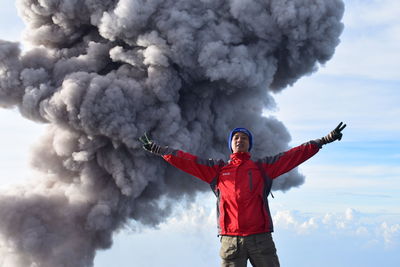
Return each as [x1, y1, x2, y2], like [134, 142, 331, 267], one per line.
[0, 0, 344, 266]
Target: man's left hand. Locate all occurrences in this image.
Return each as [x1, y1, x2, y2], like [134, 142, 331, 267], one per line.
[320, 122, 347, 145]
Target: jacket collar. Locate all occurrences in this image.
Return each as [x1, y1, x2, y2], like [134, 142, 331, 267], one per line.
[229, 152, 251, 165]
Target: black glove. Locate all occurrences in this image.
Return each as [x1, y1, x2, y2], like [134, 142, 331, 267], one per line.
[138, 132, 168, 155]
[320, 122, 347, 145]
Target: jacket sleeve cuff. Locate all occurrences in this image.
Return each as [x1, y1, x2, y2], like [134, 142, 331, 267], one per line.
[312, 139, 324, 148]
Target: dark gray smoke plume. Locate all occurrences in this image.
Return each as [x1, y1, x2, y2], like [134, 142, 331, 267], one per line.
[0, 0, 344, 266]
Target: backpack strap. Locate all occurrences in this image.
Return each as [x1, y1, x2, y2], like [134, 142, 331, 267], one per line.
[209, 161, 226, 197]
[256, 161, 274, 198]
[210, 176, 218, 197]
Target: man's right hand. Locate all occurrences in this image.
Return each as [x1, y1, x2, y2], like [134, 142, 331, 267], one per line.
[138, 132, 168, 155]
[139, 132, 154, 151]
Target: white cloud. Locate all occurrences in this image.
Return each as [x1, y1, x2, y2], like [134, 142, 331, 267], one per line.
[147, 203, 400, 254]
[345, 207, 357, 221]
[100, 202, 400, 266]
[380, 222, 400, 249]
[157, 200, 217, 235]
[94, 196, 400, 267]
[273, 208, 400, 249]
[274, 210, 300, 230]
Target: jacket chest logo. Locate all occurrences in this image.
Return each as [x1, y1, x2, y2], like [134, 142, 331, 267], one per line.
[221, 172, 231, 176]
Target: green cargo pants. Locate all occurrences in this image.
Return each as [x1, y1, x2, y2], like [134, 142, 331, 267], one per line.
[219, 233, 280, 267]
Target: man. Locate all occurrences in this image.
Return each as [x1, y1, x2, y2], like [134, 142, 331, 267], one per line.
[139, 122, 346, 267]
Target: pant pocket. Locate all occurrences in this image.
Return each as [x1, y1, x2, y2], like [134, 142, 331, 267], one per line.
[255, 234, 277, 255]
[220, 236, 239, 260]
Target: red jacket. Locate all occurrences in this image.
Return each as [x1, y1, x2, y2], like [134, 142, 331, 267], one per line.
[163, 140, 320, 236]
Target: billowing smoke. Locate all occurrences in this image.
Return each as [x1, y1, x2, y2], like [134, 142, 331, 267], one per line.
[0, 0, 344, 266]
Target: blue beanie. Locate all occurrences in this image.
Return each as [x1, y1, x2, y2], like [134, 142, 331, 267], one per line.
[228, 127, 253, 152]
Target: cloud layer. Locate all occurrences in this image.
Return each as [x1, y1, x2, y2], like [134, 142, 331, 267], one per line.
[94, 200, 400, 267]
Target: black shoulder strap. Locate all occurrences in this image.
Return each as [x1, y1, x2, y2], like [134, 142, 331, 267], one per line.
[210, 161, 226, 197]
[210, 176, 218, 197]
[256, 161, 274, 198]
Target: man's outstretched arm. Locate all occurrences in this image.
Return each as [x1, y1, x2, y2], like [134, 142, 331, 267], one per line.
[138, 132, 222, 184]
[260, 122, 347, 179]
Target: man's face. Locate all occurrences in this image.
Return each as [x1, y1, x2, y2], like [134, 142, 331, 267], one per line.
[231, 132, 250, 153]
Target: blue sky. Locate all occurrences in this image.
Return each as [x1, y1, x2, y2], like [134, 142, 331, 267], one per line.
[0, 0, 399, 266]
